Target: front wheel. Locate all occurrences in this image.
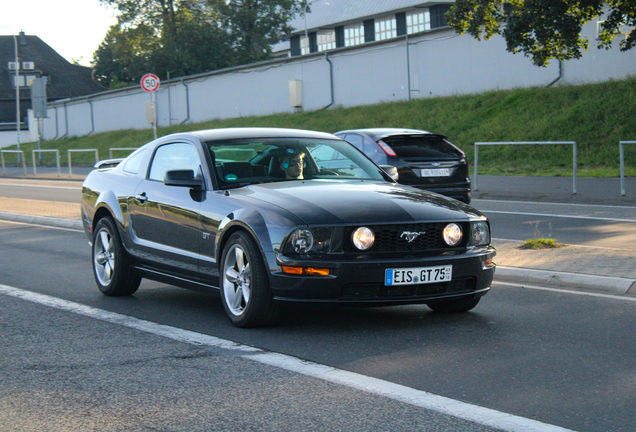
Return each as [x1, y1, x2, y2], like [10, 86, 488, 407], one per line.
[92, 217, 141, 296]
[220, 232, 277, 327]
[427, 295, 480, 313]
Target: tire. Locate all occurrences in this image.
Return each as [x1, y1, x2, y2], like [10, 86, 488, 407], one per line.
[220, 231, 278, 327]
[92, 217, 141, 296]
[427, 295, 480, 313]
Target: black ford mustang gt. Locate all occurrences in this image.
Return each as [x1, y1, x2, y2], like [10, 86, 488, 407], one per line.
[81, 128, 496, 327]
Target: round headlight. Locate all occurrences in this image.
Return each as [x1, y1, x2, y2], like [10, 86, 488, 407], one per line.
[289, 229, 314, 254]
[472, 221, 490, 246]
[443, 223, 463, 246]
[352, 227, 374, 250]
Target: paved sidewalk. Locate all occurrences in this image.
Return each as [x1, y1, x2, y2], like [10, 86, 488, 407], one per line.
[1, 175, 635, 294]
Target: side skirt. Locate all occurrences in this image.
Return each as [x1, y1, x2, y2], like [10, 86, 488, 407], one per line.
[134, 266, 220, 295]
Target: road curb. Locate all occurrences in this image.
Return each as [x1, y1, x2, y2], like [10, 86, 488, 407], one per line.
[0, 212, 83, 231]
[496, 266, 636, 294]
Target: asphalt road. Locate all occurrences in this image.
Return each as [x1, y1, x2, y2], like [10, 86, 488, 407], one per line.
[1, 221, 635, 432]
[0, 178, 81, 203]
[474, 199, 636, 250]
[2, 178, 635, 250]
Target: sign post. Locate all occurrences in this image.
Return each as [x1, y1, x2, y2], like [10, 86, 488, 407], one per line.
[31, 77, 49, 157]
[140, 73, 160, 139]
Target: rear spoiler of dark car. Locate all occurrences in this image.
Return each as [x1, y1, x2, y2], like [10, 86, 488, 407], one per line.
[378, 133, 448, 141]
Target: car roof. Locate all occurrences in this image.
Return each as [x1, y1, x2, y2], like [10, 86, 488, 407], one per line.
[159, 127, 340, 143]
[335, 128, 437, 141]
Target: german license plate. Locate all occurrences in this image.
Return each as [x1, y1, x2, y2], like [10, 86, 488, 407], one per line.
[385, 265, 452, 286]
[421, 168, 450, 177]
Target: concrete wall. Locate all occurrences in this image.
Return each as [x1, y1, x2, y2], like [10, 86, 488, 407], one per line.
[1, 19, 634, 147]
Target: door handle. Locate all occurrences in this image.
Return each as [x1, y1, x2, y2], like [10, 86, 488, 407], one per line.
[135, 192, 148, 204]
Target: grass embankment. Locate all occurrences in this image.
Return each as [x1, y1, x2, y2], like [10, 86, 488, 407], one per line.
[8, 76, 636, 176]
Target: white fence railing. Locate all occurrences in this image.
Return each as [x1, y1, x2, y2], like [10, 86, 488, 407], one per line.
[109, 147, 138, 159]
[1, 150, 27, 175]
[32, 149, 61, 177]
[473, 141, 578, 194]
[68, 149, 98, 176]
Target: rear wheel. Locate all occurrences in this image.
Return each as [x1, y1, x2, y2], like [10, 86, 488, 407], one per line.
[92, 217, 141, 296]
[220, 231, 277, 327]
[427, 295, 480, 313]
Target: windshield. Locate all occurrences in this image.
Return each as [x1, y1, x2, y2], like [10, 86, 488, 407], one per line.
[206, 138, 387, 189]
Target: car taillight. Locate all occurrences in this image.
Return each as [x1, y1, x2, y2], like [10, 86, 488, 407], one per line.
[377, 140, 397, 157]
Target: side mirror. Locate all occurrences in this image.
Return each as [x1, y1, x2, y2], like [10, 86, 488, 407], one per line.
[164, 169, 204, 189]
[380, 165, 399, 182]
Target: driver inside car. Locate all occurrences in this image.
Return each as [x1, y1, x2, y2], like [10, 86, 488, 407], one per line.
[280, 151, 305, 180]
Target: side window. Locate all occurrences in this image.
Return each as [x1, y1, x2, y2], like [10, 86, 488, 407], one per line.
[122, 148, 147, 174]
[148, 142, 201, 182]
[363, 136, 384, 162]
[309, 144, 336, 162]
[344, 134, 363, 150]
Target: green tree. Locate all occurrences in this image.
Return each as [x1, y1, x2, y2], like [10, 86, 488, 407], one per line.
[92, 24, 157, 88]
[446, 0, 636, 66]
[212, 0, 307, 64]
[93, 0, 233, 88]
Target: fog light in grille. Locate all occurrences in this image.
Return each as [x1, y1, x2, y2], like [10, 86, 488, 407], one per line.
[281, 266, 329, 276]
[443, 223, 462, 246]
[352, 227, 374, 250]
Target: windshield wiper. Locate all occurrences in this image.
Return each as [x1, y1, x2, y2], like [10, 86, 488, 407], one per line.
[220, 180, 278, 190]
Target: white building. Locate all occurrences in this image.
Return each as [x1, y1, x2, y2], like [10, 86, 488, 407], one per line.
[3, 1, 634, 145]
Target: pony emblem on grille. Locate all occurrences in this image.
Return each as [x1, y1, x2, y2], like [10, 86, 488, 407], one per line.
[400, 231, 426, 242]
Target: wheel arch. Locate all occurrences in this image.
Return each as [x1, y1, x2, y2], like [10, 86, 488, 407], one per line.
[217, 221, 266, 263]
[93, 190, 125, 232]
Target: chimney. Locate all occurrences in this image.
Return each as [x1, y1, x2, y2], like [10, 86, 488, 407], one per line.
[19, 31, 27, 45]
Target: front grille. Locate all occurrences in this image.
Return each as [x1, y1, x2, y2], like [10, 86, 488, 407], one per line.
[343, 222, 467, 253]
[341, 277, 476, 300]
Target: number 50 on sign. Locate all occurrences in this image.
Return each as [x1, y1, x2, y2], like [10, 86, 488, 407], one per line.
[141, 74, 160, 92]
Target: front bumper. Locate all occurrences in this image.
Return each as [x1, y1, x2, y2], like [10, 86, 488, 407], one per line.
[266, 246, 496, 304]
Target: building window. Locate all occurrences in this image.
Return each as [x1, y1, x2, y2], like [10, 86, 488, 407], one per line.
[12, 74, 39, 88]
[407, 9, 431, 34]
[375, 16, 397, 41]
[344, 23, 364, 46]
[317, 31, 336, 52]
[300, 35, 310, 55]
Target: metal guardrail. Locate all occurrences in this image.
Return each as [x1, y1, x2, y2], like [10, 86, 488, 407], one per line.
[1, 150, 27, 175]
[109, 147, 138, 159]
[474, 141, 578, 194]
[619, 141, 636, 196]
[32, 149, 61, 177]
[68, 149, 98, 177]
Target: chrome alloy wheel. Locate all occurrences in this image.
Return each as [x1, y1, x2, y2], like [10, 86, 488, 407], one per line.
[94, 227, 116, 286]
[223, 244, 251, 316]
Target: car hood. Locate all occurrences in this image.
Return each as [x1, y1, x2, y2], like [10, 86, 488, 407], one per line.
[234, 180, 483, 226]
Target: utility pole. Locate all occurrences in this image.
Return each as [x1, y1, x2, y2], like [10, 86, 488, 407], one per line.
[14, 34, 20, 153]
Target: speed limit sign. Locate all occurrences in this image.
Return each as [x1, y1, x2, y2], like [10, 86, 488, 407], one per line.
[141, 73, 160, 92]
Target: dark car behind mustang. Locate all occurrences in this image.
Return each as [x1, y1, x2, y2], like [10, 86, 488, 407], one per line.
[81, 128, 495, 327]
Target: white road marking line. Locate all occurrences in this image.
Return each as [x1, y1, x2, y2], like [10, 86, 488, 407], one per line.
[0, 283, 576, 432]
[0, 182, 81, 190]
[474, 199, 636, 210]
[480, 210, 636, 223]
[0, 219, 82, 232]
[494, 281, 636, 302]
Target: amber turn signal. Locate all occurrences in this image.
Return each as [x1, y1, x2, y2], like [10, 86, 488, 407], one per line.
[281, 266, 330, 276]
